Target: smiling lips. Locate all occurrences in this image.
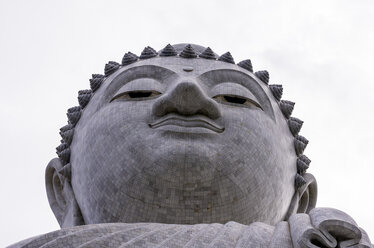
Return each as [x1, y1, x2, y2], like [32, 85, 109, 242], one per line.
[149, 115, 225, 133]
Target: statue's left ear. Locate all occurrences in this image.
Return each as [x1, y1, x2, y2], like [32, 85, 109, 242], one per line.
[45, 158, 85, 228]
[284, 173, 318, 220]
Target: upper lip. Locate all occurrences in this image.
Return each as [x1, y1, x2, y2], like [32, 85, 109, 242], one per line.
[149, 114, 225, 133]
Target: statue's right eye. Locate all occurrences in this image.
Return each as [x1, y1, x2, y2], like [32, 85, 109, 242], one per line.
[111, 90, 161, 102]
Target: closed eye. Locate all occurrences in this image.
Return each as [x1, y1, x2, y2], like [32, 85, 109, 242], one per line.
[213, 95, 263, 110]
[111, 90, 161, 102]
[223, 95, 246, 104]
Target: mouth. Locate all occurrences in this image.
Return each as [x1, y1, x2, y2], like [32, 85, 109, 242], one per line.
[149, 115, 225, 134]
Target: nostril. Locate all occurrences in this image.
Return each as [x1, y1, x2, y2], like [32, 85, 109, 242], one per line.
[152, 81, 221, 119]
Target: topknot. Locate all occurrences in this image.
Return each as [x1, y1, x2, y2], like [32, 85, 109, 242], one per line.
[179, 44, 198, 58]
[78, 90, 92, 109]
[160, 44, 177, 57]
[255, 70, 270, 84]
[140, 46, 157, 59]
[122, 52, 138, 66]
[66, 106, 81, 126]
[218, 52, 235, 64]
[104, 61, 120, 76]
[269, 84, 283, 101]
[279, 100, 295, 119]
[90, 74, 105, 92]
[199, 47, 216, 60]
[237, 59, 253, 72]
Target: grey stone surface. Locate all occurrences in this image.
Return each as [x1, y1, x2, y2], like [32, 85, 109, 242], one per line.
[8, 44, 372, 247]
[8, 208, 372, 247]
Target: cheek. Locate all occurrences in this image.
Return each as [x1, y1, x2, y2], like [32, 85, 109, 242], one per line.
[217, 110, 280, 173]
[216, 109, 296, 223]
[217, 108, 296, 192]
[70, 103, 155, 205]
[74, 102, 152, 161]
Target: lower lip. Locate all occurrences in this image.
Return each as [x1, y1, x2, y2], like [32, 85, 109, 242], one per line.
[152, 124, 219, 134]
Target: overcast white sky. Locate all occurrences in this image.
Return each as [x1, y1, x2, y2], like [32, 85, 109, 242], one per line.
[0, 0, 373, 246]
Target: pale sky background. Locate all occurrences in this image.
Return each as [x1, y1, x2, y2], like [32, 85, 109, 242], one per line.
[1, 0, 373, 246]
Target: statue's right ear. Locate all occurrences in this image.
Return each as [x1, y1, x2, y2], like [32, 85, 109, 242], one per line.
[45, 158, 85, 228]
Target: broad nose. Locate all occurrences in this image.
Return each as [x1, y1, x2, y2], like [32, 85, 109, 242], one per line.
[152, 80, 221, 119]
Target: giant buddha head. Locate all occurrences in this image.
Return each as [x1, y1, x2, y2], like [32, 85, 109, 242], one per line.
[46, 44, 317, 228]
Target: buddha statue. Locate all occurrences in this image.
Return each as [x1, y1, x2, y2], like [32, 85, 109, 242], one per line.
[9, 44, 372, 247]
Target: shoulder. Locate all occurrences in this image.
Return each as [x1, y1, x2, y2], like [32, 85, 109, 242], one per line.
[7, 209, 373, 248]
[288, 208, 372, 247]
[7, 222, 274, 248]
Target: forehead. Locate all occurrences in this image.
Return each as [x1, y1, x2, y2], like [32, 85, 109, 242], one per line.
[107, 56, 261, 82]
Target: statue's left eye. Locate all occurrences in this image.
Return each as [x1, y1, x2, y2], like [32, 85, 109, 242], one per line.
[128, 91, 153, 98]
[223, 95, 247, 104]
[111, 90, 161, 101]
[213, 95, 262, 110]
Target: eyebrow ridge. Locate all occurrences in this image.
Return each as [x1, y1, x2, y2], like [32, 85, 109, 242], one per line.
[121, 65, 176, 82]
[107, 64, 176, 89]
[198, 69, 257, 85]
[198, 69, 275, 120]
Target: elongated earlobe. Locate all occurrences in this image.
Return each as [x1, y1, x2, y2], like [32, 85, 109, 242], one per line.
[45, 158, 85, 227]
[284, 173, 318, 220]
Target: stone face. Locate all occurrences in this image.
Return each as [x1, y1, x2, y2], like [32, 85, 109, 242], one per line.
[67, 54, 298, 226]
[8, 44, 373, 248]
